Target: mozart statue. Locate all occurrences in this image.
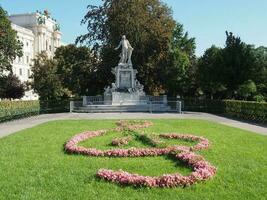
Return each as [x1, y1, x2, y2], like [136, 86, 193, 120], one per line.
[115, 35, 133, 66]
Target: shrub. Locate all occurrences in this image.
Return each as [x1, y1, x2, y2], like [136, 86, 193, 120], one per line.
[0, 100, 40, 122]
[183, 98, 224, 113]
[183, 99, 267, 124]
[223, 100, 267, 123]
[0, 74, 25, 99]
[39, 99, 70, 113]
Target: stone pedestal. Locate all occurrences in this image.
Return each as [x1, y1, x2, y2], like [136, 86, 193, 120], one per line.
[104, 63, 145, 105]
[111, 92, 146, 105]
[113, 63, 137, 89]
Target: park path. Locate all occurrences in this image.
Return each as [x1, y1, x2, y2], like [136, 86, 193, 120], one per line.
[0, 112, 266, 138]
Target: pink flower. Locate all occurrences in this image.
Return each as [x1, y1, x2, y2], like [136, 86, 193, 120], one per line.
[96, 151, 216, 187]
[64, 120, 217, 188]
[112, 136, 133, 146]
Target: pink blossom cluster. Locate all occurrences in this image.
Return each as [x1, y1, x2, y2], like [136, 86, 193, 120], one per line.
[111, 136, 133, 146]
[176, 152, 216, 181]
[64, 120, 217, 188]
[65, 130, 106, 149]
[97, 151, 216, 187]
[159, 133, 210, 150]
[66, 132, 190, 156]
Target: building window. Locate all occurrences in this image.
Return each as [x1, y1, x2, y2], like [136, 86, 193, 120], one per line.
[49, 45, 52, 51]
[19, 68, 23, 76]
[46, 40, 48, 51]
[28, 69, 30, 78]
[26, 56, 29, 63]
[26, 42, 29, 47]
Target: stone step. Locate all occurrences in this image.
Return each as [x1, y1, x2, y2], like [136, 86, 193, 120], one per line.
[72, 104, 171, 113]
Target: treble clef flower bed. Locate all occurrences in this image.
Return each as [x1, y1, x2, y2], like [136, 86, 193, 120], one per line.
[64, 120, 216, 188]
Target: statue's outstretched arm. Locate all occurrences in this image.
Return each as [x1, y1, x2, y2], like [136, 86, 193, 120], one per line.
[115, 41, 122, 50]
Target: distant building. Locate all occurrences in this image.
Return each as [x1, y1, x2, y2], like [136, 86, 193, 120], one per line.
[8, 10, 62, 100]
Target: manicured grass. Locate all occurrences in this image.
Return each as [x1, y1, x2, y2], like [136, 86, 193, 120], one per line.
[0, 119, 266, 200]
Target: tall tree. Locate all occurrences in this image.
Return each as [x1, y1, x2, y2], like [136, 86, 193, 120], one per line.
[163, 23, 196, 97]
[198, 32, 263, 100]
[197, 45, 226, 99]
[31, 52, 70, 101]
[77, 0, 175, 94]
[0, 74, 25, 99]
[0, 6, 22, 73]
[54, 45, 101, 96]
[222, 31, 256, 98]
[252, 46, 267, 100]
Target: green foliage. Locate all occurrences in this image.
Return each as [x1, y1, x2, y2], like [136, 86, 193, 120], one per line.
[198, 32, 267, 101]
[0, 100, 39, 122]
[252, 46, 267, 98]
[0, 74, 25, 99]
[164, 23, 197, 97]
[222, 32, 256, 97]
[0, 98, 72, 121]
[32, 45, 100, 101]
[224, 100, 267, 123]
[183, 98, 225, 113]
[77, 0, 176, 94]
[197, 45, 226, 99]
[54, 45, 101, 96]
[0, 6, 22, 73]
[31, 52, 70, 101]
[253, 94, 265, 102]
[39, 99, 71, 113]
[0, 6, 24, 100]
[237, 80, 257, 100]
[184, 99, 267, 124]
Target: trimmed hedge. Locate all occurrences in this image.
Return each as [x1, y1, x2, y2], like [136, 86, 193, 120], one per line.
[183, 99, 267, 124]
[0, 98, 79, 122]
[182, 99, 224, 113]
[0, 100, 40, 122]
[223, 100, 267, 123]
[39, 100, 70, 113]
[0, 99, 71, 122]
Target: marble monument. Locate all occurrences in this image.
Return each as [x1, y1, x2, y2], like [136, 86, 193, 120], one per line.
[104, 35, 145, 105]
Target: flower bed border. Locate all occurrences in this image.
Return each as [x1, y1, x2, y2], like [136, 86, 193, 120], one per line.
[97, 151, 216, 187]
[64, 120, 216, 188]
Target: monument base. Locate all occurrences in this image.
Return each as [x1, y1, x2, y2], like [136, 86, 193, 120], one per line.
[104, 92, 146, 105]
[78, 95, 178, 113]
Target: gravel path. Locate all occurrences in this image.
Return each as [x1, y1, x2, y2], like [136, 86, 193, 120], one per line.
[0, 112, 266, 138]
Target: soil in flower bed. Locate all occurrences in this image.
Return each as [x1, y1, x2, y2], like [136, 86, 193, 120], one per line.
[0, 119, 266, 200]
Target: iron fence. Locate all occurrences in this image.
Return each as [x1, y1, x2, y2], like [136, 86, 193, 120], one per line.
[70, 100, 182, 113]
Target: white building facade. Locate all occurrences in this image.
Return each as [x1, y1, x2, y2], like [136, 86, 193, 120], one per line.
[9, 10, 62, 100]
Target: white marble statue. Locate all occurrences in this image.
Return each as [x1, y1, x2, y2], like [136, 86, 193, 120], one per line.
[111, 83, 117, 92]
[115, 35, 133, 66]
[104, 86, 111, 95]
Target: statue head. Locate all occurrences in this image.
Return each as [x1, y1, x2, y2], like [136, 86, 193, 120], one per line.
[122, 35, 126, 40]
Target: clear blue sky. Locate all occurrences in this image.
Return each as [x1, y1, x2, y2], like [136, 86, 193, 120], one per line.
[1, 0, 267, 56]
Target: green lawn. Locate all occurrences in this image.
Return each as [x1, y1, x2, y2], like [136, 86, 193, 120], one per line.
[0, 119, 266, 200]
